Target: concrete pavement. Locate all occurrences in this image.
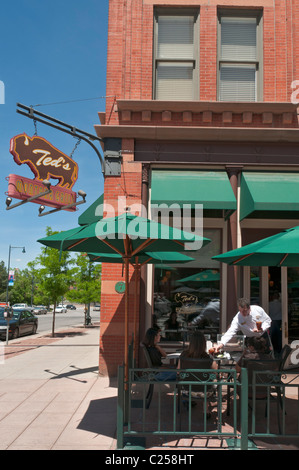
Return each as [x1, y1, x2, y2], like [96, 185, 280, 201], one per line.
[0, 324, 118, 450]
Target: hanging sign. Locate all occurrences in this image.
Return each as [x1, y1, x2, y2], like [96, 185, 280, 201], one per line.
[8, 270, 14, 287]
[7, 133, 79, 211]
[7, 174, 77, 210]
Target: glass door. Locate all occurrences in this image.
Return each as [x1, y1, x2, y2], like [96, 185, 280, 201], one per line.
[268, 267, 282, 355]
[247, 266, 283, 355]
[287, 267, 299, 344]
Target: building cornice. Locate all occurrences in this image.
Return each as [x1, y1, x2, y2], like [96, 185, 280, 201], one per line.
[96, 100, 299, 143]
[116, 99, 297, 115]
[95, 124, 299, 143]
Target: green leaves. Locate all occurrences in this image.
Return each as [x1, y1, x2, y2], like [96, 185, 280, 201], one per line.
[1, 227, 102, 326]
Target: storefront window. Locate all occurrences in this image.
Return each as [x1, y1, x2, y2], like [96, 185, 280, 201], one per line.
[153, 229, 221, 341]
[287, 267, 299, 343]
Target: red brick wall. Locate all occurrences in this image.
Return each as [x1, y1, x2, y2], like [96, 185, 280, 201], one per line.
[100, 0, 299, 375]
[105, 0, 154, 125]
[99, 138, 142, 376]
[106, 0, 299, 111]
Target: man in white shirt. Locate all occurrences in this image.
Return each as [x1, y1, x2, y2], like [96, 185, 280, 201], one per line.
[215, 298, 272, 352]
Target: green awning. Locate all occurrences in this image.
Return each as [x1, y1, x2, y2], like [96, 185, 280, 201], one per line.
[78, 194, 103, 226]
[240, 172, 299, 221]
[150, 170, 236, 214]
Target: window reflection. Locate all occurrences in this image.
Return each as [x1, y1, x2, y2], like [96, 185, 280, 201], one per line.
[250, 267, 260, 305]
[153, 229, 221, 342]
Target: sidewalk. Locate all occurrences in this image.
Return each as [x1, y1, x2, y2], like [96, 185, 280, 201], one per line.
[0, 324, 118, 450]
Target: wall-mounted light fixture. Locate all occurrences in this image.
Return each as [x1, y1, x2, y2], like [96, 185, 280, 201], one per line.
[6, 180, 52, 210]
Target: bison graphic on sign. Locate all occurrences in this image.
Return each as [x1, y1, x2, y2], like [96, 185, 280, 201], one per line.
[10, 133, 78, 189]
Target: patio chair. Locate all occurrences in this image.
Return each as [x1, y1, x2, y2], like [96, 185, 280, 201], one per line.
[278, 344, 292, 370]
[243, 358, 280, 397]
[140, 343, 155, 409]
[274, 345, 292, 412]
[242, 358, 282, 433]
[177, 357, 215, 417]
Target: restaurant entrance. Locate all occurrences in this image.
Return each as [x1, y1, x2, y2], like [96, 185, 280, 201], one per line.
[286, 267, 299, 344]
[267, 266, 299, 354]
[268, 267, 282, 355]
[248, 265, 299, 362]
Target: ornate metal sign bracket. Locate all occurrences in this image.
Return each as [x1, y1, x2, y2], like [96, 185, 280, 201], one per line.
[16, 103, 105, 174]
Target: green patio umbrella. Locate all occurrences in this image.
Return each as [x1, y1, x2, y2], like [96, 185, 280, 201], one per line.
[178, 269, 220, 283]
[38, 212, 210, 382]
[212, 226, 299, 266]
[38, 212, 209, 255]
[88, 250, 195, 358]
[171, 286, 198, 293]
[87, 251, 195, 267]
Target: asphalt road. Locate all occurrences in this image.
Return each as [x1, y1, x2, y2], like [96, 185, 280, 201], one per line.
[36, 306, 100, 334]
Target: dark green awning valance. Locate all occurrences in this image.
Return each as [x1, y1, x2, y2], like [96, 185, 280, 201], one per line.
[240, 172, 299, 221]
[150, 170, 237, 213]
[78, 194, 103, 226]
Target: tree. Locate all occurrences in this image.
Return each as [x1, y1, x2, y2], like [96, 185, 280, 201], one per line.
[66, 253, 101, 325]
[34, 227, 76, 337]
[27, 260, 51, 307]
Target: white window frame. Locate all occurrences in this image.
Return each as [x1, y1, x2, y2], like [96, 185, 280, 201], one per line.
[153, 8, 199, 101]
[217, 9, 263, 102]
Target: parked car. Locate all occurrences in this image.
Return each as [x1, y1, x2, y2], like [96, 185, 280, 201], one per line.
[55, 305, 67, 313]
[66, 304, 76, 310]
[93, 304, 101, 311]
[12, 303, 33, 312]
[0, 308, 38, 340]
[32, 305, 47, 315]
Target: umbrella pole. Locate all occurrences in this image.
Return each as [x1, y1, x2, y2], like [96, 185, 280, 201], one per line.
[133, 264, 141, 361]
[124, 256, 129, 390]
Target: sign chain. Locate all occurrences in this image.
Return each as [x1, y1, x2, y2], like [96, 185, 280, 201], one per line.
[33, 118, 38, 136]
[70, 137, 81, 160]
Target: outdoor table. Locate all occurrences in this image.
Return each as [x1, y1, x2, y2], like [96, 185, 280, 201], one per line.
[211, 352, 234, 365]
[211, 351, 243, 367]
[210, 352, 241, 417]
[163, 351, 183, 366]
[163, 350, 238, 415]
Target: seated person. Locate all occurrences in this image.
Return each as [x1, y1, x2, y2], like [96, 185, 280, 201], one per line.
[142, 328, 177, 380]
[164, 311, 181, 341]
[235, 336, 272, 374]
[179, 330, 218, 370]
[178, 331, 217, 414]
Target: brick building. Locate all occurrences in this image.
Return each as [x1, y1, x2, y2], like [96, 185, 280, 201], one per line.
[95, 0, 299, 376]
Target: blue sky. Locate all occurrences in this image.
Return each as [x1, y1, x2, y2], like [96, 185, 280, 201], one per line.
[0, 0, 108, 270]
